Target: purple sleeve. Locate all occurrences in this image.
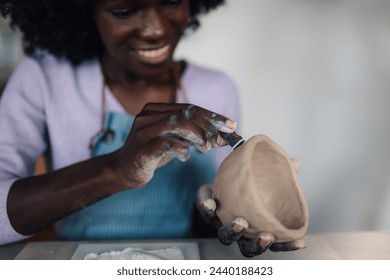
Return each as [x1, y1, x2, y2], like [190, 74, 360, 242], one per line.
[0, 57, 48, 245]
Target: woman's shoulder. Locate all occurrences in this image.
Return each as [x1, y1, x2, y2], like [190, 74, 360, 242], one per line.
[7, 51, 101, 98]
[16, 51, 65, 71]
[3, 51, 101, 106]
[11, 51, 98, 85]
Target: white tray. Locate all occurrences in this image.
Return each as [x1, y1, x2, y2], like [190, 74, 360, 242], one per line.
[71, 242, 200, 260]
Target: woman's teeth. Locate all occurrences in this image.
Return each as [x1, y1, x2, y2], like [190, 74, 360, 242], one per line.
[137, 45, 170, 58]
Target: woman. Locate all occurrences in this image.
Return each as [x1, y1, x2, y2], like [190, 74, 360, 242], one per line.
[0, 0, 304, 257]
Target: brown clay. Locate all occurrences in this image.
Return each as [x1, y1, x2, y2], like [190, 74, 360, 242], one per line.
[212, 135, 309, 243]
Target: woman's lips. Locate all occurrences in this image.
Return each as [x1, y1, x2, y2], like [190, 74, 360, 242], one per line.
[132, 44, 171, 64]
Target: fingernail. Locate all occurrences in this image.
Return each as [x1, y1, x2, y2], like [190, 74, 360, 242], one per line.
[202, 199, 216, 212]
[259, 233, 274, 248]
[216, 134, 226, 146]
[196, 142, 211, 153]
[232, 217, 248, 233]
[259, 238, 273, 249]
[225, 119, 237, 131]
[294, 239, 307, 249]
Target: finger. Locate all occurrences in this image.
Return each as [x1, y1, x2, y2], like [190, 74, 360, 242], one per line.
[133, 136, 191, 177]
[136, 109, 211, 151]
[134, 110, 181, 130]
[140, 102, 191, 113]
[137, 103, 237, 148]
[200, 198, 223, 229]
[160, 128, 210, 153]
[178, 104, 237, 146]
[196, 184, 214, 208]
[197, 185, 217, 219]
[187, 121, 231, 148]
[135, 113, 211, 152]
[290, 157, 301, 173]
[155, 137, 192, 165]
[201, 198, 217, 218]
[237, 232, 275, 258]
[175, 103, 237, 136]
[203, 109, 236, 134]
[195, 184, 224, 229]
[159, 118, 225, 151]
[269, 238, 307, 252]
[218, 217, 248, 245]
[142, 103, 237, 134]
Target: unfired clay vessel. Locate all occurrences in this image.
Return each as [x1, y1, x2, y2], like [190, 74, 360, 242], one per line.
[212, 135, 309, 243]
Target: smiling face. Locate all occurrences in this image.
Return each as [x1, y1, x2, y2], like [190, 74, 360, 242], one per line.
[94, 0, 189, 79]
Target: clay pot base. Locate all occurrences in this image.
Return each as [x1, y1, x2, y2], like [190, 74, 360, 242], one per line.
[212, 135, 309, 243]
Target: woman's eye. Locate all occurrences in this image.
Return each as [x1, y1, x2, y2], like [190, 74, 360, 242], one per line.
[111, 8, 138, 19]
[160, 0, 184, 8]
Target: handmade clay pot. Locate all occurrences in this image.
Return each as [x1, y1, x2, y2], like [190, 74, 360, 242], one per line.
[212, 135, 309, 243]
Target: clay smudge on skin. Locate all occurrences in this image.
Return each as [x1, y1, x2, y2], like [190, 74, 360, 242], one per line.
[182, 104, 195, 120]
[209, 119, 236, 133]
[169, 115, 178, 125]
[165, 149, 190, 162]
[206, 125, 218, 145]
[218, 226, 239, 245]
[160, 129, 211, 152]
[134, 156, 160, 184]
[135, 148, 190, 184]
[237, 238, 269, 257]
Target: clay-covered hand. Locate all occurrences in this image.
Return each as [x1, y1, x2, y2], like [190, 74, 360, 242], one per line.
[196, 182, 307, 258]
[113, 103, 236, 189]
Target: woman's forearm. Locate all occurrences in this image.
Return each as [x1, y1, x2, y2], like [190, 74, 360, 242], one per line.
[6, 152, 124, 235]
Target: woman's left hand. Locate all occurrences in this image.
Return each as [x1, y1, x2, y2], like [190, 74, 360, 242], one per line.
[196, 184, 307, 258]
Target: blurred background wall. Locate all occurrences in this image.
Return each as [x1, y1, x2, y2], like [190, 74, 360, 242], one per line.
[176, 0, 390, 234]
[1, 0, 390, 235]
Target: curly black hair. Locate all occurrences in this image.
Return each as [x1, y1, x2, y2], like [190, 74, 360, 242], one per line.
[0, 0, 224, 65]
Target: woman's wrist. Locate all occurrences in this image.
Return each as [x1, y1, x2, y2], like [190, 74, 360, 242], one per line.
[108, 149, 145, 191]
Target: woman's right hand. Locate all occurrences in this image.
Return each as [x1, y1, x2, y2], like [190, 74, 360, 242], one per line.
[6, 102, 237, 238]
[113, 102, 238, 189]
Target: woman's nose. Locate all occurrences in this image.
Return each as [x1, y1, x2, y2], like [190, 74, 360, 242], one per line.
[138, 8, 166, 41]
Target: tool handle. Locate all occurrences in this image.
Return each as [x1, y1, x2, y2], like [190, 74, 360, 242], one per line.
[221, 132, 245, 150]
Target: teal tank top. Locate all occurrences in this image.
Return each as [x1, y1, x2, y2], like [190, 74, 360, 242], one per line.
[58, 111, 216, 240]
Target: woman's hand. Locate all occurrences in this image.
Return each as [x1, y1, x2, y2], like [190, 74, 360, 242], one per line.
[196, 179, 306, 258]
[113, 103, 237, 189]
